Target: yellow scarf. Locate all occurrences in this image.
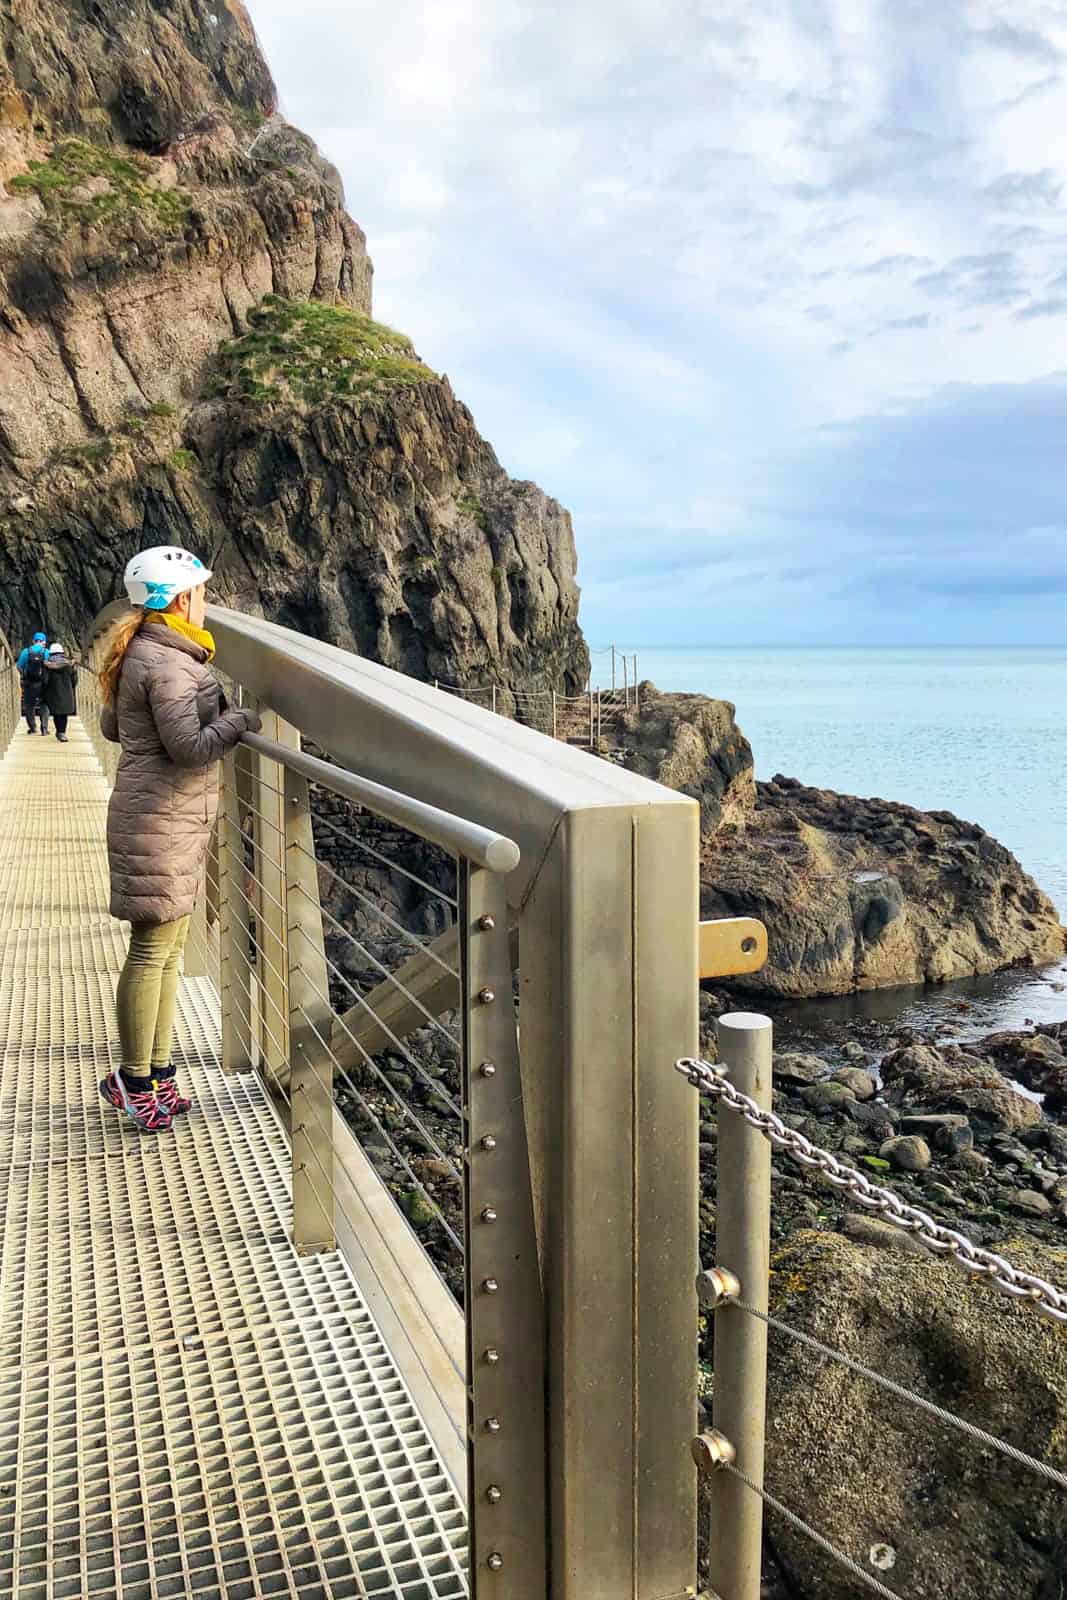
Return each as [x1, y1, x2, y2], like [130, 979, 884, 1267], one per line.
[152, 611, 216, 660]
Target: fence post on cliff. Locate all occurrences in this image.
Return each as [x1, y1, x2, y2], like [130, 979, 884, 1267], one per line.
[707, 1012, 772, 1600]
[551, 690, 558, 740]
[491, 685, 498, 715]
[623, 653, 629, 706]
[588, 690, 594, 747]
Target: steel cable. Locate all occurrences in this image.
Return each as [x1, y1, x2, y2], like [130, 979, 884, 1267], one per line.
[730, 1299, 1067, 1491]
[721, 1462, 905, 1600]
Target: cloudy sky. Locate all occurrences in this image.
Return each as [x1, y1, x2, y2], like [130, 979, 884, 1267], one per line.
[246, 0, 1067, 647]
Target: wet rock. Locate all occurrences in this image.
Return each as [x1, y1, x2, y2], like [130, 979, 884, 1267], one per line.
[843, 1099, 897, 1135]
[800, 1081, 856, 1114]
[881, 1043, 1041, 1133]
[842, 1214, 932, 1257]
[833, 1066, 876, 1100]
[774, 1052, 827, 1085]
[1010, 1190, 1054, 1219]
[879, 1135, 932, 1172]
[841, 1040, 867, 1063]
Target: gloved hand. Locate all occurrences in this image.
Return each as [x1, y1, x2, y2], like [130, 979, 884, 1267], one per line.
[240, 708, 263, 735]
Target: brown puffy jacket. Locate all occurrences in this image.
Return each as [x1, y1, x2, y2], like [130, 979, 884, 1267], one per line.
[102, 620, 256, 925]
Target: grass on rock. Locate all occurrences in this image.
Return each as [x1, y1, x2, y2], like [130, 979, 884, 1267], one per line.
[10, 139, 191, 234]
[210, 295, 435, 407]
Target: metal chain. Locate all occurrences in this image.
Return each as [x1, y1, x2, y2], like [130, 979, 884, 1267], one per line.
[733, 1299, 1067, 1491]
[722, 1461, 905, 1600]
[677, 1057, 1067, 1325]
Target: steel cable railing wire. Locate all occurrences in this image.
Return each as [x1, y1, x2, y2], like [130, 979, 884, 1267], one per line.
[235, 795, 461, 1014]
[215, 838, 465, 1141]
[248, 767, 459, 911]
[202, 866, 460, 1260]
[212, 841, 463, 1135]
[287, 994, 464, 1261]
[724, 1297, 1067, 1492]
[721, 1463, 905, 1600]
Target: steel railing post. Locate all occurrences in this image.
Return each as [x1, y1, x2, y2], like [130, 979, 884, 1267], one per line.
[461, 863, 547, 1597]
[253, 710, 295, 1095]
[708, 1011, 773, 1600]
[218, 746, 254, 1073]
[284, 762, 336, 1254]
[518, 800, 699, 1598]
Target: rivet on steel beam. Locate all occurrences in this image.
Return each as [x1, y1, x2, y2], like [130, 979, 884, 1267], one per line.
[485, 1415, 502, 1433]
[482, 1277, 499, 1294]
[484, 1347, 500, 1364]
[486, 1484, 502, 1504]
[691, 1430, 736, 1474]
[696, 1266, 741, 1310]
[478, 913, 496, 931]
[478, 986, 496, 1005]
[480, 1134, 497, 1152]
[481, 1206, 498, 1224]
[487, 1553, 504, 1571]
[479, 1061, 497, 1078]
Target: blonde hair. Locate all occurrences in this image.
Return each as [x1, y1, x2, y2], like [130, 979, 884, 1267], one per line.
[98, 610, 149, 705]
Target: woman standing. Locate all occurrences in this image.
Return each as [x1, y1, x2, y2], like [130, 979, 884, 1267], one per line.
[42, 642, 77, 741]
[98, 546, 260, 1132]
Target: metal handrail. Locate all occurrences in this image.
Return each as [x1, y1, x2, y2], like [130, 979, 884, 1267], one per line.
[241, 731, 520, 875]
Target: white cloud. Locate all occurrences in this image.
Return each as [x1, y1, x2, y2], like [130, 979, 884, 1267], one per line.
[245, 0, 1067, 642]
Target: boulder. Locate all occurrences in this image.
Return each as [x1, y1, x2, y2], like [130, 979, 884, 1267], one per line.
[879, 1135, 932, 1172]
[833, 1066, 876, 1101]
[748, 1231, 1067, 1600]
[774, 1053, 827, 1086]
[696, 779, 1063, 998]
[881, 1044, 1042, 1134]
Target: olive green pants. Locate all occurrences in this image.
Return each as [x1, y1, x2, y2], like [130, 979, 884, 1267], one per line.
[116, 916, 191, 1081]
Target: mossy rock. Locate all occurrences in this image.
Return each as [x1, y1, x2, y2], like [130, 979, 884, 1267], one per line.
[208, 295, 435, 408]
[402, 1190, 437, 1228]
[9, 139, 191, 237]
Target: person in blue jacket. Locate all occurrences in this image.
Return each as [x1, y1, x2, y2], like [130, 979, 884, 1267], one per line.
[17, 632, 50, 734]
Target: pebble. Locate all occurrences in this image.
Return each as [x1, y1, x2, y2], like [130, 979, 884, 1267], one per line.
[833, 1066, 876, 1101]
[879, 1135, 933, 1173]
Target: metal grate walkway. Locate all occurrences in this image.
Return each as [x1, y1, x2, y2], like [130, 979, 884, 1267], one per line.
[0, 724, 468, 1600]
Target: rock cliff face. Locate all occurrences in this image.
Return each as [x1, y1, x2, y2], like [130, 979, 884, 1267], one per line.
[609, 690, 1064, 997]
[0, 1, 588, 689]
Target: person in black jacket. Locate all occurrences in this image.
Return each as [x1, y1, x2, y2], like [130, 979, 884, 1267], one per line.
[42, 643, 77, 742]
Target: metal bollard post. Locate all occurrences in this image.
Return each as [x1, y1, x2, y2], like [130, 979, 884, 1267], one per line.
[707, 1012, 772, 1600]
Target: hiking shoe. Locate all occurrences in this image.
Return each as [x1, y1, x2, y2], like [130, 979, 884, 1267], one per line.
[99, 1072, 172, 1133]
[155, 1076, 192, 1117]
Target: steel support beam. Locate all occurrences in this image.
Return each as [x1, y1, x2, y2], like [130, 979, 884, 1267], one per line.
[218, 746, 253, 1073]
[285, 762, 336, 1254]
[461, 864, 547, 1598]
[519, 800, 699, 1599]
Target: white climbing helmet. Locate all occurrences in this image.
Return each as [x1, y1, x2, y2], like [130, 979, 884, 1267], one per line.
[124, 545, 212, 611]
[48, 643, 64, 656]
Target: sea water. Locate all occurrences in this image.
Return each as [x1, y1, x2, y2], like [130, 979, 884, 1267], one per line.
[623, 646, 1067, 1038]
